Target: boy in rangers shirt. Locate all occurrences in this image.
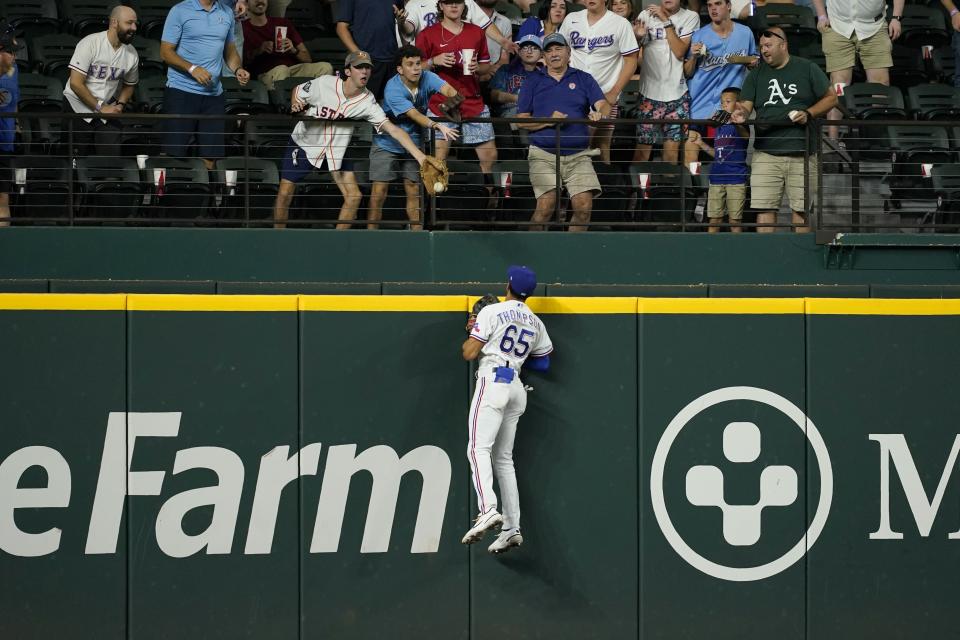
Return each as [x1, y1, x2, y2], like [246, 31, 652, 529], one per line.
[558, 0, 638, 164]
[416, 0, 499, 198]
[688, 87, 748, 233]
[272, 51, 434, 230]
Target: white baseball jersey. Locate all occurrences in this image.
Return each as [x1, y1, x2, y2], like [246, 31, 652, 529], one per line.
[559, 9, 638, 95]
[636, 7, 700, 102]
[63, 31, 139, 115]
[470, 299, 553, 371]
[402, 0, 492, 43]
[290, 75, 388, 171]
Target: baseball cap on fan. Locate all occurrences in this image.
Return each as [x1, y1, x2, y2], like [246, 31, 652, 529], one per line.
[344, 50, 373, 68]
[507, 265, 537, 299]
[516, 34, 543, 49]
[541, 33, 568, 49]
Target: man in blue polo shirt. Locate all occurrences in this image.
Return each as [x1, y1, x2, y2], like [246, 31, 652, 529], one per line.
[160, 0, 250, 168]
[516, 33, 610, 232]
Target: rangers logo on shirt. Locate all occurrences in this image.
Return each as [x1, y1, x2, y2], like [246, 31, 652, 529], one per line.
[567, 32, 615, 51]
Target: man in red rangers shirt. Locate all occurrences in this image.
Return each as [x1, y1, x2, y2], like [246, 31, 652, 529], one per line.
[416, 0, 498, 199]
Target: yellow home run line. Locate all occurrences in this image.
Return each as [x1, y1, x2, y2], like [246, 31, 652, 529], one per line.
[0, 294, 960, 315]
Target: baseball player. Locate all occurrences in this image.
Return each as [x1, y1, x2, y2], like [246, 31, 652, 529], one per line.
[461, 265, 553, 554]
[273, 50, 437, 229]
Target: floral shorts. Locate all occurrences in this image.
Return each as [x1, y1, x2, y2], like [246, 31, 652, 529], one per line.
[636, 92, 691, 144]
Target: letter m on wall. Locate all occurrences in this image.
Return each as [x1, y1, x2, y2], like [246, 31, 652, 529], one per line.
[310, 445, 451, 553]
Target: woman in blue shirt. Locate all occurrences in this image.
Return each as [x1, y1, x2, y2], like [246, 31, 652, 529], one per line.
[517, 0, 567, 39]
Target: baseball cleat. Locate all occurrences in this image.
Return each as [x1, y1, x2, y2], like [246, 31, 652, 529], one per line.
[461, 509, 503, 544]
[488, 529, 523, 554]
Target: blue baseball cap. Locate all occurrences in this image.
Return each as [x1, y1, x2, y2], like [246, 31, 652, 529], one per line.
[516, 34, 543, 49]
[507, 265, 537, 298]
[542, 33, 568, 49]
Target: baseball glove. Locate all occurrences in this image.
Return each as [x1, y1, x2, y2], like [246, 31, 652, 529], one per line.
[709, 108, 732, 126]
[420, 155, 450, 196]
[438, 93, 465, 123]
[466, 293, 499, 332]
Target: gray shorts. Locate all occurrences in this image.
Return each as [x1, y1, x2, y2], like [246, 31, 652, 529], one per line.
[369, 143, 420, 183]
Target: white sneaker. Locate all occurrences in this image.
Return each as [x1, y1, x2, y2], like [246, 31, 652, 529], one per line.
[488, 529, 523, 554]
[461, 509, 503, 544]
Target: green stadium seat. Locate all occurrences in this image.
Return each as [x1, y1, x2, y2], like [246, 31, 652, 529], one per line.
[75, 156, 144, 220]
[213, 157, 281, 225]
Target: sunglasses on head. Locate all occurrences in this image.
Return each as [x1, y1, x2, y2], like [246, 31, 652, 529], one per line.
[760, 30, 785, 41]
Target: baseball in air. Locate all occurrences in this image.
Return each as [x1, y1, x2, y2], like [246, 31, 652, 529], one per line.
[434, 181, 445, 193]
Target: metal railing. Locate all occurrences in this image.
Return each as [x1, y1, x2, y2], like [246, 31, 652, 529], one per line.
[6, 110, 960, 233]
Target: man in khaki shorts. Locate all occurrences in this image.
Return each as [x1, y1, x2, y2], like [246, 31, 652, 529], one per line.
[811, 0, 902, 141]
[736, 27, 836, 232]
[515, 33, 611, 232]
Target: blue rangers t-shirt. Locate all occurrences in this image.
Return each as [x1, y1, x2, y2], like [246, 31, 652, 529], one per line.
[374, 70, 447, 155]
[686, 22, 757, 121]
[490, 61, 536, 117]
[709, 123, 748, 185]
[0, 66, 19, 152]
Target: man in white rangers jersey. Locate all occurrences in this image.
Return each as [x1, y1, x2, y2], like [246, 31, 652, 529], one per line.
[558, 0, 638, 163]
[273, 50, 432, 229]
[461, 265, 553, 554]
[400, 0, 517, 55]
[62, 5, 139, 156]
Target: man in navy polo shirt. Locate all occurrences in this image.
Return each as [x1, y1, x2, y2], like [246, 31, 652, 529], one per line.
[160, 0, 250, 169]
[516, 33, 610, 232]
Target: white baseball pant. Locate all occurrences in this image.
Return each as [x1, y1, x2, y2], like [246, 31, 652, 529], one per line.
[467, 368, 527, 531]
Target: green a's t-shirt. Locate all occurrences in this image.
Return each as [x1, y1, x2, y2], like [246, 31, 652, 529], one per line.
[739, 56, 830, 156]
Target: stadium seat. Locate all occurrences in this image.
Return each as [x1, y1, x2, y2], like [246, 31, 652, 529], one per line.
[932, 45, 956, 85]
[284, 0, 327, 41]
[840, 82, 908, 119]
[292, 171, 348, 227]
[133, 0, 179, 40]
[493, 159, 536, 226]
[130, 36, 164, 73]
[221, 77, 272, 115]
[435, 160, 490, 229]
[17, 73, 64, 111]
[925, 163, 960, 230]
[894, 5, 949, 49]
[303, 37, 348, 67]
[143, 157, 212, 220]
[246, 119, 294, 160]
[795, 42, 825, 70]
[133, 74, 166, 113]
[75, 156, 143, 220]
[213, 157, 280, 225]
[59, 0, 112, 36]
[592, 163, 633, 228]
[906, 83, 960, 120]
[29, 33, 79, 86]
[630, 162, 697, 229]
[753, 4, 820, 50]
[884, 125, 953, 215]
[889, 44, 934, 87]
[0, 0, 59, 38]
[10, 155, 72, 221]
[268, 76, 305, 113]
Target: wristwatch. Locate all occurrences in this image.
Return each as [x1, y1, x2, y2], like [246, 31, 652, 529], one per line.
[663, 20, 674, 29]
[891, 14, 902, 20]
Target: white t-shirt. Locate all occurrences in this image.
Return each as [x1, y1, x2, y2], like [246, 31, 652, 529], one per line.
[470, 299, 553, 372]
[63, 31, 139, 115]
[826, 0, 885, 40]
[485, 11, 513, 65]
[637, 7, 700, 102]
[403, 0, 492, 43]
[290, 76, 388, 171]
[559, 9, 639, 95]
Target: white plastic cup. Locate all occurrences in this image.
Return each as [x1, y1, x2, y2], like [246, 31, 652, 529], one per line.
[922, 45, 934, 60]
[688, 161, 701, 176]
[153, 168, 164, 186]
[834, 82, 847, 97]
[462, 48, 475, 75]
[136, 154, 148, 170]
[922, 163, 934, 178]
[14, 168, 26, 186]
[225, 169, 238, 188]
[636, 172, 650, 189]
[275, 26, 287, 51]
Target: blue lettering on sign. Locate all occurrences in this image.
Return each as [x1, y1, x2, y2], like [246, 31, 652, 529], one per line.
[568, 31, 615, 51]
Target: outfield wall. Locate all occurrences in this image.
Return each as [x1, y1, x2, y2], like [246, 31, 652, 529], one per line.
[1, 294, 959, 639]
